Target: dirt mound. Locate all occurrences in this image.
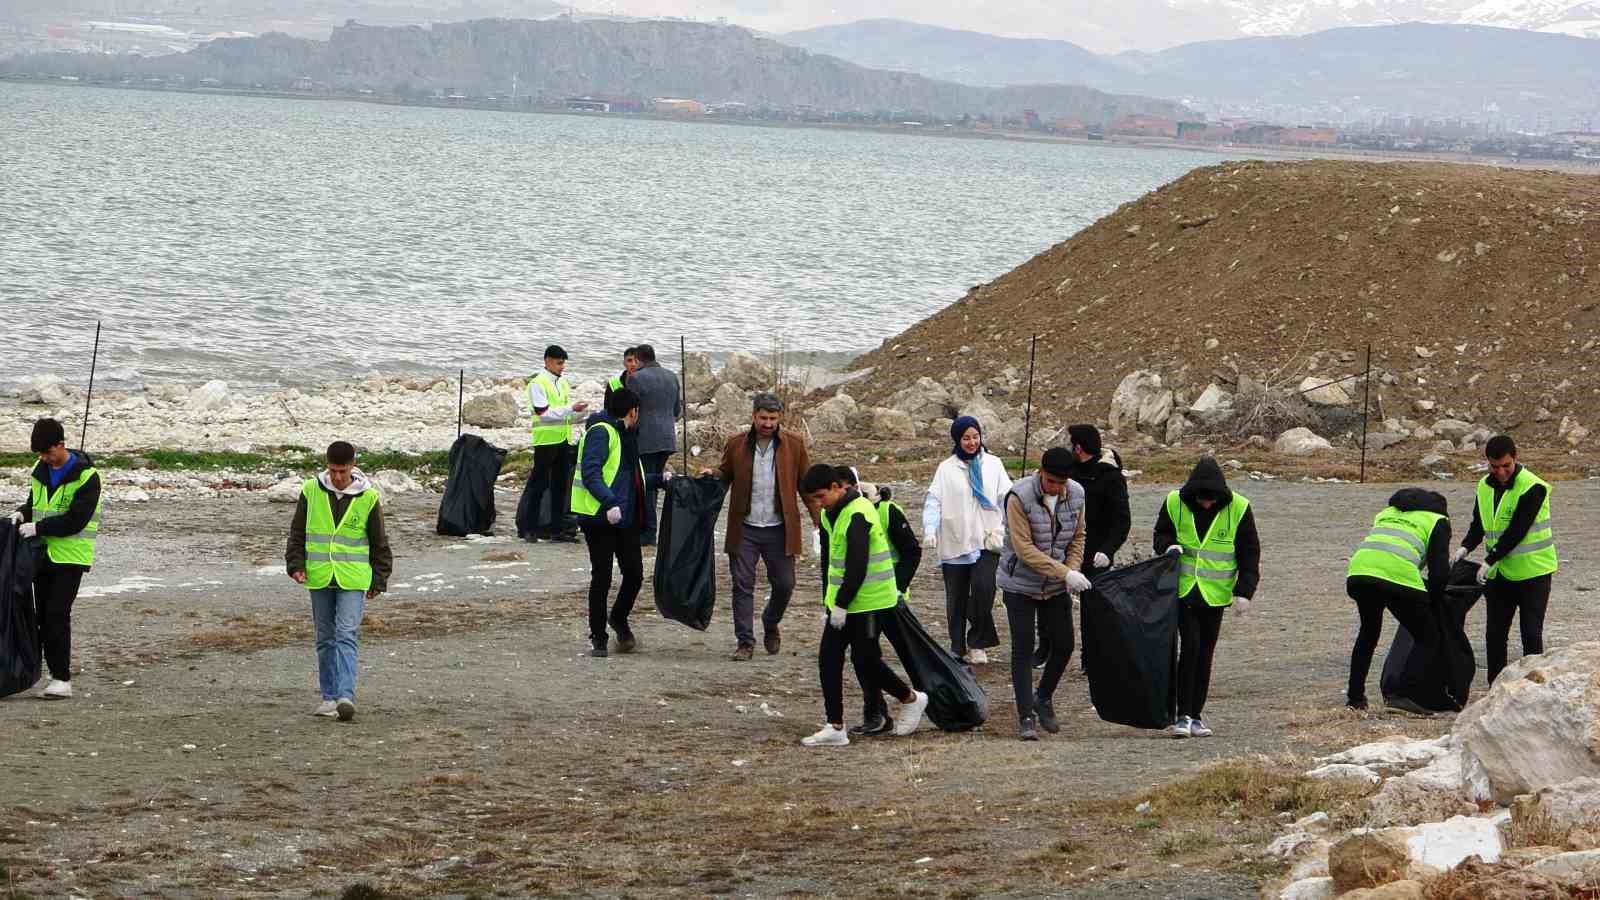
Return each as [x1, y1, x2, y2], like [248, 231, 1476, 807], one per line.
[847, 160, 1600, 449]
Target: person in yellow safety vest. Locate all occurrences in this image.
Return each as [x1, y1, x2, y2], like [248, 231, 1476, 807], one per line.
[830, 466, 923, 737]
[10, 418, 103, 701]
[1456, 435, 1558, 683]
[516, 345, 589, 543]
[602, 346, 638, 407]
[1344, 489, 1453, 713]
[1152, 457, 1261, 739]
[286, 441, 394, 723]
[798, 464, 929, 748]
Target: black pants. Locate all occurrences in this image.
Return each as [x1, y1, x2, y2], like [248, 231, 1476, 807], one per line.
[820, 609, 911, 726]
[517, 443, 574, 538]
[638, 451, 672, 542]
[942, 552, 999, 656]
[1172, 589, 1226, 720]
[1003, 591, 1074, 720]
[34, 567, 84, 682]
[1345, 576, 1436, 705]
[1484, 573, 1551, 683]
[1038, 561, 1108, 666]
[579, 522, 642, 645]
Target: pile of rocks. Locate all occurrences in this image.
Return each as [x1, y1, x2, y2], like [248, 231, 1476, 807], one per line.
[1272, 643, 1600, 899]
[795, 365, 1032, 449]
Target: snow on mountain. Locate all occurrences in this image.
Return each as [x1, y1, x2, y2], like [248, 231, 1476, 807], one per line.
[1459, 0, 1600, 36]
[1166, 0, 1599, 39]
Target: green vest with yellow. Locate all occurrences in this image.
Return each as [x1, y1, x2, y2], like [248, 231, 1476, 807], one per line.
[820, 494, 899, 613]
[529, 371, 575, 447]
[1478, 468, 1557, 582]
[570, 421, 645, 517]
[1166, 490, 1248, 607]
[607, 375, 624, 391]
[1347, 507, 1446, 592]
[875, 497, 910, 604]
[301, 480, 381, 591]
[29, 465, 102, 567]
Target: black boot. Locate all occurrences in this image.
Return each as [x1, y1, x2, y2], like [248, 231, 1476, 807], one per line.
[1035, 693, 1060, 734]
[1019, 714, 1040, 742]
[590, 638, 608, 658]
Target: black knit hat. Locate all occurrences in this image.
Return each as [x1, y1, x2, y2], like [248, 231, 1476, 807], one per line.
[544, 345, 568, 360]
[1040, 447, 1075, 477]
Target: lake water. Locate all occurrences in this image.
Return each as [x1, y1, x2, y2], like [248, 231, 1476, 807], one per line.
[0, 82, 1216, 390]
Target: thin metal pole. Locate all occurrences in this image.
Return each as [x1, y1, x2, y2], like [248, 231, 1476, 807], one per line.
[80, 321, 101, 451]
[680, 336, 689, 474]
[1019, 334, 1038, 477]
[457, 368, 464, 438]
[1360, 343, 1372, 484]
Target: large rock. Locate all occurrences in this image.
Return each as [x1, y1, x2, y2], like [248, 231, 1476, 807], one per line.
[1432, 419, 1474, 441]
[461, 391, 519, 428]
[719, 351, 774, 391]
[1366, 750, 1476, 827]
[1321, 735, 1453, 773]
[1402, 815, 1502, 870]
[1330, 832, 1410, 892]
[1342, 882, 1424, 900]
[1529, 849, 1600, 884]
[266, 477, 303, 504]
[1456, 642, 1600, 804]
[1437, 858, 1568, 899]
[710, 382, 752, 427]
[683, 352, 717, 404]
[1299, 376, 1353, 407]
[187, 380, 231, 412]
[1108, 371, 1172, 435]
[808, 392, 858, 434]
[1277, 427, 1333, 456]
[1277, 877, 1333, 900]
[1306, 763, 1381, 784]
[1164, 413, 1189, 445]
[858, 407, 916, 440]
[1511, 777, 1600, 834]
[1366, 432, 1408, 451]
[18, 374, 67, 405]
[890, 377, 953, 422]
[1190, 384, 1233, 414]
[370, 470, 422, 495]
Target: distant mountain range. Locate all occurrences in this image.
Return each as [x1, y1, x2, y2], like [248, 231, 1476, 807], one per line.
[0, 18, 1186, 124]
[781, 19, 1600, 120]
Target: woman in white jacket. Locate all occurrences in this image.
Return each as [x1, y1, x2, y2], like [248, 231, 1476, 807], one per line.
[923, 416, 1013, 664]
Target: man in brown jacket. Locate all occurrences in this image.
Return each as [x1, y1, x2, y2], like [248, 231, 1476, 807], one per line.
[711, 392, 815, 661]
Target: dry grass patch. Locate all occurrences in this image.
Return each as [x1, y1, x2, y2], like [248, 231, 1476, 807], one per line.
[1124, 757, 1377, 824]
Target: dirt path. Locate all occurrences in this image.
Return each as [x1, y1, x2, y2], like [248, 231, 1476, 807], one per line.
[4, 477, 1597, 898]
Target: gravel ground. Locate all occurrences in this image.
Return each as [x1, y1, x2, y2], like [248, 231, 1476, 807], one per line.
[3, 475, 1596, 898]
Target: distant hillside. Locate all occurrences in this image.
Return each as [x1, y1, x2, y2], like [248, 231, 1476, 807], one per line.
[0, 18, 1187, 123]
[780, 18, 1600, 119]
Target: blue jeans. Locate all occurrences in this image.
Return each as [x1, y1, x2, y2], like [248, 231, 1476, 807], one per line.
[310, 588, 365, 700]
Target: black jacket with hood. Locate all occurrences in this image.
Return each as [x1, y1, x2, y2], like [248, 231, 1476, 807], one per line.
[1152, 458, 1261, 600]
[1349, 488, 1452, 600]
[18, 449, 103, 573]
[1070, 453, 1130, 570]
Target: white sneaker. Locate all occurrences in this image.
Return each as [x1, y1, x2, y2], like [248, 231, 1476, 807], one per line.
[801, 724, 850, 747]
[1188, 717, 1214, 738]
[893, 690, 930, 736]
[40, 679, 72, 700]
[336, 698, 356, 722]
[313, 700, 339, 718]
[967, 648, 989, 665]
[1166, 715, 1191, 739]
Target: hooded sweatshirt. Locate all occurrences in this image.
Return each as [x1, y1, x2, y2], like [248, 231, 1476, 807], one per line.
[1070, 452, 1130, 569]
[1152, 458, 1261, 600]
[1353, 487, 1452, 599]
[284, 467, 394, 592]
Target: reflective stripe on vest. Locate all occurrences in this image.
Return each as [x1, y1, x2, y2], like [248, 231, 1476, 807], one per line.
[607, 375, 624, 391]
[302, 479, 380, 592]
[1477, 468, 1557, 582]
[820, 495, 899, 614]
[29, 466, 101, 567]
[1167, 490, 1248, 607]
[530, 371, 574, 447]
[1347, 507, 1445, 592]
[570, 421, 644, 517]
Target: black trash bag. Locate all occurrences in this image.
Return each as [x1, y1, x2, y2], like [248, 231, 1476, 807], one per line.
[654, 475, 727, 631]
[436, 434, 507, 537]
[1081, 555, 1181, 729]
[1381, 560, 1482, 712]
[886, 603, 989, 731]
[0, 526, 40, 698]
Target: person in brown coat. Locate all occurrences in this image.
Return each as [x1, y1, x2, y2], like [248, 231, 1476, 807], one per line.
[709, 392, 816, 660]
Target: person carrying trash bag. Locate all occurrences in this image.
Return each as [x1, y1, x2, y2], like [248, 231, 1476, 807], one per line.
[1344, 489, 1452, 713]
[1152, 457, 1260, 739]
[997, 447, 1091, 742]
[798, 464, 928, 748]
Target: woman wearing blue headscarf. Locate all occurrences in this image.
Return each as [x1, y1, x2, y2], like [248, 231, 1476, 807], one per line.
[922, 416, 1013, 664]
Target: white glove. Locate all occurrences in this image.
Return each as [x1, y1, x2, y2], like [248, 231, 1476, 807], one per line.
[827, 606, 848, 630]
[922, 533, 938, 550]
[1063, 569, 1092, 593]
[18, 523, 37, 539]
[1232, 596, 1251, 618]
[605, 507, 622, 525]
[1475, 567, 1489, 585]
[6, 511, 21, 525]
[1093, 552, 1110, 569]
[661, 468, 674, 483]
[1165, 544, 1183, 556]
[1451, 546, 1468, 565]
[811, 531, 821, 557]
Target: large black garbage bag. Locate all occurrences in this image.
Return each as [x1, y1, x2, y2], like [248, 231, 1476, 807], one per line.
[0, 527, 40, 698]
[436, 434, 507, 537]
[654, 475, 727, 630]
[886, 603, 989, 731]
[1081, 555, 1180, 729]
[1381, 560, 1482, 712]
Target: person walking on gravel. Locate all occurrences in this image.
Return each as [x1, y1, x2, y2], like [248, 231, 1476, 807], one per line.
[11, 418, 103, 701]
[799, 464, 928, 747]
[1457, 435, 1558, 683]
[923, 416, 1011, 665]
[1152, 457, 1260, 739]
[286, 441, 393, 723]
[997, 448, 1091, 741]
[1036, 424, 1129, 669]
[517, 345, 588, 543]
[707, 392, 815, 661]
